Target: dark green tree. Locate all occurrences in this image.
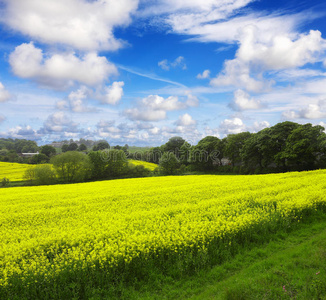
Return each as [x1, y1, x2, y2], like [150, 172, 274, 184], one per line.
[190, 136, 223, 170]
[224, 132, 252, 167]
[61, 144, 69, 153]
[78, 144, 87, 151]
[159, 152, 180, 175]
[67, 142, 78, 151]
[283, 124, 326, 170]
[51, 151, 91, 183]
[40, 145, 56, 157]
[163, 136, 186, 155]
[93, 141, 110, 151]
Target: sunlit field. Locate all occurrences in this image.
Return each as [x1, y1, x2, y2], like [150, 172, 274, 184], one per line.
[128, 159, 158, 170]
[0, 170, 326, 298]
[0, 162, 33, 181]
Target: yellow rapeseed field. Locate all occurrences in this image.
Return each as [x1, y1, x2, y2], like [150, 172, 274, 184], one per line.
[0, 170, 326, 295]
[0, 162, 33, 181]
[128, 159, 158, 170]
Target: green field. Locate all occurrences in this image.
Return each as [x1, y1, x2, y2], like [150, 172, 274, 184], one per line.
[0, 170, 326, 298]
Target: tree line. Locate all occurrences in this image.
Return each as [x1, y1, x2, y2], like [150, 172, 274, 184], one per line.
[2, 121, 326, 186]
[133, 121, 326, 174]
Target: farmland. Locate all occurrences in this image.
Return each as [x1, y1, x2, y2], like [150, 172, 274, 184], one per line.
[128, 159, 158, 170]
[1, 170, 326, 298]
[0, 162, 33, 182]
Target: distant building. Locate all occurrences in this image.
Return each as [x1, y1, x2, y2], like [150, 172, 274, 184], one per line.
[21, 151, 39, 157]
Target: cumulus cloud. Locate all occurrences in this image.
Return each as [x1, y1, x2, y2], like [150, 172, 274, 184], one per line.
[283, 101, 326, 120]
[4, 125, 40, 140]
[211, 26, 326, 91]
[197, 70, 210, 79]
[101, 81, 124, 105]
[125, 108, 167, 122]
[229, 89, 265, 111]
[9, 43, 118, 89]
[124, 94, 197, 121]
[176, 113, 197, 126]
[252, 121, 270, 131]
[219, 117, 246, 134]
[0, 82, 12, 102]
[158, 56, 187, 71]
[145, 1, 326, 92]
[3, 0, 139, 51]
[39, 112, 78, 134]
[62, 86, 97, 113]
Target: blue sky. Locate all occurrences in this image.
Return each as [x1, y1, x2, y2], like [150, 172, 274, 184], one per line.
[0, 0, 326, 146]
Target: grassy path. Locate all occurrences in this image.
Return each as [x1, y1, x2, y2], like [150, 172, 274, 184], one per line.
[116, 216, 326, 300]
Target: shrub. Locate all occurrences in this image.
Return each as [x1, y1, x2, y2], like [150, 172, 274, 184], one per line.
[1, 177, 10, 187]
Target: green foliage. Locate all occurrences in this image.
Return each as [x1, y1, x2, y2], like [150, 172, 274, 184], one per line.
[190, 136, 224, 170]
[40, 145, 56, 157]
[1, 177, 10, 187]
[159, 152, 180, 175]
[23, 167, 36, 182]
[92, 141, 110, 151]
[61, 144, 69, 153]
[33, 165, 56, 185]
[88, 149, 128, 179]
[78, 143, 87, 152]
[29, 153, 49, 164]
[163, 136, 186, 154]
[67, 142, 78, 151]
[51, 151, 91, 183]
[225, 132, 252, 167]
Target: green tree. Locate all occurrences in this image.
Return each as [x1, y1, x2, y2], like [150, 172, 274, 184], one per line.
[40, 145, 56, 157]
[51, 151, 91, 183]
[88, 149, 128, 179]
[61, 144, 69, 153]
[93, 141, 110, 151]
[159, 152, 180, 175]
[29, 153, 49, 164]
[283, 124, 326, 170]
[190, 136, 223, 170]
[33, 165, 56, 185]
[78, 143, 87, 151]
[67, 142, 78, 151]
[163, 136, 186, 155]
[225, 132, 252, 167]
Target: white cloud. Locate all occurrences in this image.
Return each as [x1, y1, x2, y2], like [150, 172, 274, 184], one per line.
[124, 94, 196, 121]
[252, 121, 270, 132]
[158, 56, 186, 71]
[0, 115, 5, 123]
[185, 92, 199, 107]
[283, 101, 326, 120]
[66, 86, 96, 113]
[176, 113, 196, 126]
[0, 82, 11, 102]
[197, 69, 210, 79]
[4, 125, 40, 140]
[9, 43, 118, 89]
[3, 0, 139, 51]
[125, 108, 167, 122]
[101, 81, 124, 105]
[40, 112, 78, 133]
[149, 127, 160, 135]
[229, 89, 265, 111]
[220, 117, 246, 134]
[210, 26, 326, 91]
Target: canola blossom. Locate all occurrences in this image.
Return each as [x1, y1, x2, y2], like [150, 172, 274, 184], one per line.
[0, 170, 326, 295]
[0, 162, 35, 181]
[128, 159, 158, 170]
